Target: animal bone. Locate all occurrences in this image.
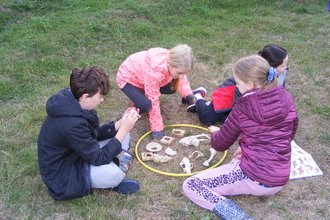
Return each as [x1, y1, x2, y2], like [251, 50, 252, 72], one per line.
[180, 157, 193, 174]
[188, 151, 204, 159]
[179, 133, 210, 147]
[153, 154, 172, 163]
[203, 148, 217, 167]
[142, 152, 172, 163]
[165, 147, 177, 156]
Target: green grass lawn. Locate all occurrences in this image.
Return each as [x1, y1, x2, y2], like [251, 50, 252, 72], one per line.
[1, 0, 329, 219]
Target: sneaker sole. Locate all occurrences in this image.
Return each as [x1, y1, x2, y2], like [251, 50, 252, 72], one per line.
[192, 87, 207, 97]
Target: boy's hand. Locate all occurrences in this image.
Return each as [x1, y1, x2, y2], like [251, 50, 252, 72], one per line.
[128, 107, 140, 114]
[115, 108, 141, 131]
[115, 108, 141, 143]
[121, 108, 140, 130]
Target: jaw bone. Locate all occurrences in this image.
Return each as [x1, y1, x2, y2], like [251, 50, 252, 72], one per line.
[188, 151, 204, 159]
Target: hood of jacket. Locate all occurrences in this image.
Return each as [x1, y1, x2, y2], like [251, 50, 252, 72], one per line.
[46, 88, 99, 128]
[145, 47, 169, 70]
[236, 86, 291, 126]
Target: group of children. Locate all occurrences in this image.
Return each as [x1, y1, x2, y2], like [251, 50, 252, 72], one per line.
[37, 43, 298, 219]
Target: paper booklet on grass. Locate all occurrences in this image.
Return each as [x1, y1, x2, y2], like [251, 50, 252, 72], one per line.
[289, 140, 324, 180]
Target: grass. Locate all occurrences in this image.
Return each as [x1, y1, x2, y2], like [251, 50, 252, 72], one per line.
[1, 0, 329, 219]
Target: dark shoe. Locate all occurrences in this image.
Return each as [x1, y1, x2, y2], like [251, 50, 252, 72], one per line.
[181, 87, 207, 104]
[193, 87, 207, 97]
[213, 199, 254, 220]
[151, 130, 165, 139]
[109, 179, 140, 195]
[181, 94, 196, 105]
[187, 103, 197, 112]
[186, 100, 211, 112]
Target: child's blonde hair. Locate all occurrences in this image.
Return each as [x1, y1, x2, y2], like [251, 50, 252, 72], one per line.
[233, 55, 278, 91]
[168, 44, 194, 90]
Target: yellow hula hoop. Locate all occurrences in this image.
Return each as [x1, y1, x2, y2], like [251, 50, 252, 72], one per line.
[134, 124, 227, 177]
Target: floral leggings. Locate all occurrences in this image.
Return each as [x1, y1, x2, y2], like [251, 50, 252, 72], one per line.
[182, 158, 283, 210]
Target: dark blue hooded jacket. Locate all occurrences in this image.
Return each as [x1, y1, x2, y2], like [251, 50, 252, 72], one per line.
[38, 88, 122, 200]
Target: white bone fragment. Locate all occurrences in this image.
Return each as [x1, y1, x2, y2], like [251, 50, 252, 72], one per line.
[203, 148, 217, 167]
[188, 151, 204, 159]
[180, 157, 193, 174]
[179, 133, 210, 147]
[165, 147, 177, 156]
[153, 154, 172, 163]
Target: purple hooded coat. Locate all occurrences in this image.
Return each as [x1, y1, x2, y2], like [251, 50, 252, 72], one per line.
[211, 86, 298, 186]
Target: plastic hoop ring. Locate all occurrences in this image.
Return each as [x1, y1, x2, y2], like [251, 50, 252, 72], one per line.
[134, 124, 227, 177]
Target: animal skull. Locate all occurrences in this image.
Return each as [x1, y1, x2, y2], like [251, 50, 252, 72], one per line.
[180, 157, 193, 174]
[203, 148, 217, 167]
[179, 133, 210, 147]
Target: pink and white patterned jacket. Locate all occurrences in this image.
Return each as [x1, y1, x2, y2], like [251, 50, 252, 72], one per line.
[116, 47, 193, 132]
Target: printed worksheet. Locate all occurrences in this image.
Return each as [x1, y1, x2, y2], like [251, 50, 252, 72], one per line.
[289, 140, 324, 179]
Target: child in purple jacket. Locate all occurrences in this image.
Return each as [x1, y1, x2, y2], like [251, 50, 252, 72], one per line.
[182, 55, 298, 219]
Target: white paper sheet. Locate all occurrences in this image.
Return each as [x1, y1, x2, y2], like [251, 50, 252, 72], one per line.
[289, 140, 324, 179]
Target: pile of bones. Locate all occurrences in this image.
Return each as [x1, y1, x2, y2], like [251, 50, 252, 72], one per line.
[141, 129, 217, 174]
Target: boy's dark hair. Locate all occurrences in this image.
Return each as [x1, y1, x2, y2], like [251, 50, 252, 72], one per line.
[70, 66, 110, 100]
[258, 44, 287, 68]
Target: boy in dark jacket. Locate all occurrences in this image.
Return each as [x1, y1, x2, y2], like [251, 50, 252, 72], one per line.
[38, 66, 141, 200]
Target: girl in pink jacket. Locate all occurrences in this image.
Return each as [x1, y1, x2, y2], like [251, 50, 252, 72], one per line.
[182, 55, 298, 220]
[117, 44, 196, 139]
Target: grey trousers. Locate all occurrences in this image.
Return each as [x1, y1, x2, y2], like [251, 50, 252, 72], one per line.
[90, 133, 130, 188]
